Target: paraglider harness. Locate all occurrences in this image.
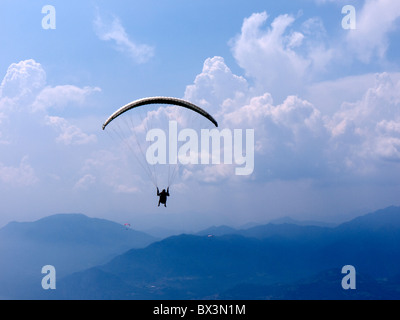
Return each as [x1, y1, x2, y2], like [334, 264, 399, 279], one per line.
[157, 187, 170, 207]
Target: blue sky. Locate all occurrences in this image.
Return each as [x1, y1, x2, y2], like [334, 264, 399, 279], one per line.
[1, 0, 400, 232]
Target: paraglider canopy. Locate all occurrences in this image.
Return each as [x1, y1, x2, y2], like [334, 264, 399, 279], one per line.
[102, 96, 218, 190]
[102, 96, 218, 130]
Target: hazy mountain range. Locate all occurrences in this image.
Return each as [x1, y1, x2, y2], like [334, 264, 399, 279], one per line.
[1, 207, 400, 300]
[0, 213, 156, 299]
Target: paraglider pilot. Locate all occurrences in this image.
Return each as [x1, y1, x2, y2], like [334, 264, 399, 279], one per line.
[157, 187, 170, 207]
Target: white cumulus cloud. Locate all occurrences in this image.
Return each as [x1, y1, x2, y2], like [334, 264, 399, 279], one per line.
[327, 72, 400, 168]
[346, 0, 400, 63]
[0, 59, 46, 99]
[74, 174, 96, 190]
[45, 116, 97, 145]
[32, 85, 101, 112]
[94, 10, 154, 64]
[230, 12, 311, 98]
[0, 156, 38, 187]
[0, 59, 101, 187]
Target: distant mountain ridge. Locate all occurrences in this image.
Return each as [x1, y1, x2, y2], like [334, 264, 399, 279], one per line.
[197, 217, 336, 239]
[48, 206, 400, 300]
[197, 220, 332, 242]
[2, 206, 400, 299]
[335, 206, 400, 231]
[1, 213, 157, 251]
[266, 216, 337, 228]
[0, 213, 157, 299]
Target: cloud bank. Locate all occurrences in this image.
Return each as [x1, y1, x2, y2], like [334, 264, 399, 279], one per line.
[0, 59, 100, 189]
[183, 6, 400, 187]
